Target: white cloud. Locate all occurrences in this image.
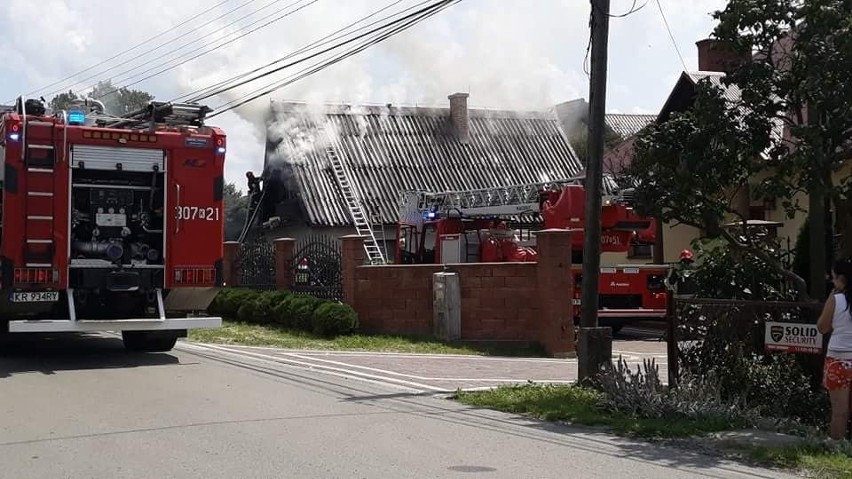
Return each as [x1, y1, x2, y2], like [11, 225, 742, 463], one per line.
[0, 0, 728, 186]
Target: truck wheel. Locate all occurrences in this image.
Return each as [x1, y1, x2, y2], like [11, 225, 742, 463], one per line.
[122, 331, 178, 352]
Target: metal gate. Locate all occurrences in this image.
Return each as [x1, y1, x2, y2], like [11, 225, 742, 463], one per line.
[288, 234, 343, 301]
[237, 237, 277, 290]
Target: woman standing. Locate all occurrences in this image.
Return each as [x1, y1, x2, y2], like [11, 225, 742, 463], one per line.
[817, 260, 852, 440]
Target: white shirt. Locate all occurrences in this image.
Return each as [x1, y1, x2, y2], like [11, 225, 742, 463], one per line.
[828, 293, 852, 355]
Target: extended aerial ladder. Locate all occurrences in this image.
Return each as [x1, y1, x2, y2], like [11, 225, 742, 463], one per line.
[398, 177, 588, 223]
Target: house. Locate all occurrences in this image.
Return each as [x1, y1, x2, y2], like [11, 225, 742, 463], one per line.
[259, 92, 642, 262]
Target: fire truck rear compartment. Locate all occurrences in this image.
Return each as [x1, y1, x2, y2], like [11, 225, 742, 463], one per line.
[69, 167, 165, 292]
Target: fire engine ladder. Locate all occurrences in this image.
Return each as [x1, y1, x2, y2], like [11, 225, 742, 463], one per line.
[21, 104, 61, 267]
[398, 179, 578, 220]
[327, 148, 385, 264]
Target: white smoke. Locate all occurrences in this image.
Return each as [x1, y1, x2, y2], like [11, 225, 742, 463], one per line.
[0, 0, 728, 186]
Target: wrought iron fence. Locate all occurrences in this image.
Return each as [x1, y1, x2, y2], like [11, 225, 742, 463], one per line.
[288, 234, 343, 302]
[237, 237, 277, 290]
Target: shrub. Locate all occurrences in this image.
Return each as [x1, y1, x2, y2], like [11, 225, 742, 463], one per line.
[289, 295, 324, 331]
[312, 302, 358, 337]
[214, 288, 258, 319]
[254, 291, 292, 324]
[206, 288, 361, 337]
[595, 357, 755, 425]
[671, 241, 829, 425]
[271, 295, 299, 329]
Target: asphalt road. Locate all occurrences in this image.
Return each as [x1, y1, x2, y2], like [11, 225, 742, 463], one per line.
[0, 333, 796, 479]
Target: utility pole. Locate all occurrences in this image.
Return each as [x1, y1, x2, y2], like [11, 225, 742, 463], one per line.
[578, 0, 613, 383]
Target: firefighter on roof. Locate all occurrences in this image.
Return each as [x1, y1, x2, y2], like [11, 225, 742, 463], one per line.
[246, 171, 263, 213]
[665, 249, 697, 296]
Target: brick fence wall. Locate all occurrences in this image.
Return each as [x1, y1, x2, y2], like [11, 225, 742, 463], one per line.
[342, 230, 576, 357]
[222, 229, 577, 357]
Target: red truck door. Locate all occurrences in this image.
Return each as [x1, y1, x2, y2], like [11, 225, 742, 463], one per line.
[165, 136, 225, 288]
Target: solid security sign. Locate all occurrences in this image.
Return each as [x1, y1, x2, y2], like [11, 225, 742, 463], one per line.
[765, 321, 823, 354]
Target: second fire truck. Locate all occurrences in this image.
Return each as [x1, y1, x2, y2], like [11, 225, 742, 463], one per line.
[394, 180, 669, 330]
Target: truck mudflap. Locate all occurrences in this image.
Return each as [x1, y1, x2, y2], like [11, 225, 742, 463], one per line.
[5, 287, 221, 333]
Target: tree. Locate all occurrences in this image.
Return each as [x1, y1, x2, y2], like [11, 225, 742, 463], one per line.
[49, 90, 80, 112]
[625, 0, 852, 301]
[714, 0, 852, 300]
[48, 80, 154, 116]
[570, 124, 623, 167]
[224, 182, 248, 242]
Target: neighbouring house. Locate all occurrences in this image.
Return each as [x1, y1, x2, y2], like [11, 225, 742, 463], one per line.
[649, 37, 852, 264]
[258, 92, 648, 263]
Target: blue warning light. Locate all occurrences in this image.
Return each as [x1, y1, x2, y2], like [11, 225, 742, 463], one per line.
[68, 110, 86, 125]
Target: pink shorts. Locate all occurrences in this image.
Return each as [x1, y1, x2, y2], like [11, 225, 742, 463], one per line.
[824, 356, 852, 391]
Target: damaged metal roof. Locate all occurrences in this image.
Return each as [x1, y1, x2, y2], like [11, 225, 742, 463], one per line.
[264, 102, 591, 227]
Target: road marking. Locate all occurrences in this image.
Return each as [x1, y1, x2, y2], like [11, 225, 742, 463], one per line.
[214, 344, 578, 363]
[180, 342, 448, 393]
[187, 343, 664, 388]
[282, 351, 574, 383]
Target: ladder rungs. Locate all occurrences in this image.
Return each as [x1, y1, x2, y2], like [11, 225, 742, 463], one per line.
[27, 215, 53, 220]
[27, 168, 53, 173]
[27, 239, 53, 244]
[28, 144, 54, 150]
[28, 191, 54, 197]
[25, 263, 53, 268]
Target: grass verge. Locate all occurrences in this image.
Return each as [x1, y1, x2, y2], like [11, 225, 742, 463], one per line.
[744, 445, 852, 479]
[455, 384, 852, 478]
[188, 320, 545, 357]
[454, 383, 746, 439]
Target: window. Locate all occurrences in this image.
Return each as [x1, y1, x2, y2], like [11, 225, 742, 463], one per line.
[628, 243, 653, 259]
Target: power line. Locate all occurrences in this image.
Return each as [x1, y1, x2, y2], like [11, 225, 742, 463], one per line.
[584, 0, 647, 76]
[208, 0, 460, 118]
[177, 0, 412, 103]
[655, 0, 687, 71]
[607, 0, 648, 17]
[24, 0, 261, 103]
[13, 0, 237, 101]
[185, 0, 432, 103]
[69, 0, 303, 102]
[90, 0, 320, 103]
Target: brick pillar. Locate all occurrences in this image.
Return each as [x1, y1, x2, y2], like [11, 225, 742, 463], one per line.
[534, 229, 576, 358]
[223, 241, 240, 287]
[340, 235, 365, 307]
[273, 238, 296, 290]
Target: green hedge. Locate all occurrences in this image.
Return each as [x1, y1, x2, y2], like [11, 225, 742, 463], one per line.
[208, 288, 358, 338]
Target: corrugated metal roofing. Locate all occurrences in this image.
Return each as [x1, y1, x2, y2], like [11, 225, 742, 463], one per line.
[265, 102, 589, 227]
[604, 113, 656, 138]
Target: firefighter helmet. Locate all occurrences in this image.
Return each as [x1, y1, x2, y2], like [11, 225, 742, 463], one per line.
[679, 249, 694, 262]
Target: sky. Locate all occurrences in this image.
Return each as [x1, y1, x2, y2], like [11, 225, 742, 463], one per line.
[0, 0, 727, 189]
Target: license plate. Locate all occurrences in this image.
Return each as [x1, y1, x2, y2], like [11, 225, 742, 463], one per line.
[11, 291, 59, 303]
[572, 299, 582, 305]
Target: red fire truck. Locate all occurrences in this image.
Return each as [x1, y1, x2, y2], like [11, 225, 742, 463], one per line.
[394, 180, 669, 331]
[0, 96, 225, 351]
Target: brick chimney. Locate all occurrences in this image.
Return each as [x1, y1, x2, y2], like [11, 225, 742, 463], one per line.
[448, 92, 470, 143]
[696, 38, 751, 73]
